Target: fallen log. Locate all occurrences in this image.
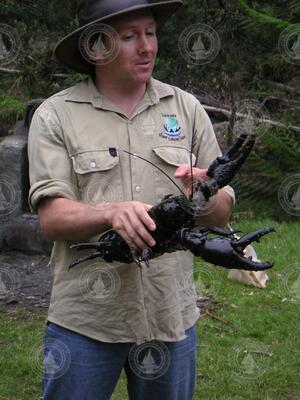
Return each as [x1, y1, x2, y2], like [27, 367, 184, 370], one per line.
[202, 104, 300, 133]
[0, 67, 21, 74]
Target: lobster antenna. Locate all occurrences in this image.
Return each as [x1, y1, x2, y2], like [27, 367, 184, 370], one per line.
[123, 150, 186, 197]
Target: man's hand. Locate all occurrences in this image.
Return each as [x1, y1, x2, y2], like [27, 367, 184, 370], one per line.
[107, 201, 156, 250]
[38, 198, 156, 245]
[174, 164, 208, 196]
[174, 165, 233, 228]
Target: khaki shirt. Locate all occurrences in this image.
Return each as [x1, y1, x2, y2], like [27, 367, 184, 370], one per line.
[28, 77, 234, 344]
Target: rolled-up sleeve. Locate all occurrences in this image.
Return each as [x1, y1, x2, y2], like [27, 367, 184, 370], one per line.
[28, 101, 79, 213]
[192, 100, 236, 205]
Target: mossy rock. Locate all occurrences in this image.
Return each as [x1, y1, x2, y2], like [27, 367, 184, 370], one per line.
[0, 97, 26, 136]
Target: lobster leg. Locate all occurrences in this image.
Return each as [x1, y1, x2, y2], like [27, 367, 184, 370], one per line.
[193, 226, 240, 237]
[70, 242, 103, 251]
[69, 251, 104, 270]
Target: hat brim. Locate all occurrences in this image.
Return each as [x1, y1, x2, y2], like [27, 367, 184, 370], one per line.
[54, 1, 182, 74]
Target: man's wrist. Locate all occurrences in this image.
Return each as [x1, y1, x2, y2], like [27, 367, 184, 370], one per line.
[90, 202, 114, 230]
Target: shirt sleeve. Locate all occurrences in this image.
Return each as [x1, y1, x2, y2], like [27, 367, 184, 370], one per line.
[191, 100, 236, 204]
[28, 101, 80, 213]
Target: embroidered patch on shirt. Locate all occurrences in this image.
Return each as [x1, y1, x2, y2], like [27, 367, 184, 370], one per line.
[160, 115, 185, 141]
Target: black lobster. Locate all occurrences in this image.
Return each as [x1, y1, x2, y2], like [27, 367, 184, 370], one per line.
[69, 134, 274, 271]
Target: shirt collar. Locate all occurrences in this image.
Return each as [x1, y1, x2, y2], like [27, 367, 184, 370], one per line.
[65, 77, 175, 113]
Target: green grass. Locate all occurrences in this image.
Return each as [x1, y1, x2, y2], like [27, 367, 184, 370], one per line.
[0, 218, 299, 399]
[193, 218, 300, 399]
[0, 308, 45, 399]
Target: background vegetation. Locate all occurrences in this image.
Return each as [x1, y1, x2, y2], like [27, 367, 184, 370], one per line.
[0, 2, 299, 399]
[1, 0, 300, 218]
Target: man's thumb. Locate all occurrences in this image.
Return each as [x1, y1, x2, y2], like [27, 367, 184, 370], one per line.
[174, 164, 190, 178]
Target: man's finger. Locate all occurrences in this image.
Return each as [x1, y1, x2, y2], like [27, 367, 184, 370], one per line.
[175, 166, 208, 181]
[174, 164, 190, 178]
[139, 205, 156, 231]
[127, 210, 156, 248]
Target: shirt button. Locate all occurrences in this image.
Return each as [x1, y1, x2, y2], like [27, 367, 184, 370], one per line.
[90, 161, 96, 168]
[135, 186, 141, 192]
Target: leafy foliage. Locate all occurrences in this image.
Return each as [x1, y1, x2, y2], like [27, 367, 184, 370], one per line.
[233, 127, 300, 219]
[0, 0, 299, 218]
[0, 96, 26, 135]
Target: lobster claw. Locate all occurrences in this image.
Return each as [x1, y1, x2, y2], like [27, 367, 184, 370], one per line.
[198, 134, 255, 200]
[230, 227, 275, 270]
[181, 226, 274, 271]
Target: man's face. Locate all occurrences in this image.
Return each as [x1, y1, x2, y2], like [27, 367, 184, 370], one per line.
[98, 13, 158, 85]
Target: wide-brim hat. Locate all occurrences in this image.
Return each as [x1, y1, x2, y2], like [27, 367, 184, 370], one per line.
[54, 0, 183, 74]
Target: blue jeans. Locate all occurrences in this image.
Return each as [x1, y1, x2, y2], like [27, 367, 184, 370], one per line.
[43, 322, 197, 400]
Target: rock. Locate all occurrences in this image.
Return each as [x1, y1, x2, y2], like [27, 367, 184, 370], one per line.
[2, 214, 52, 255]
[0, 129, 26, 220]
[0, 101, 51, 256]
[24, 98, 44, 128]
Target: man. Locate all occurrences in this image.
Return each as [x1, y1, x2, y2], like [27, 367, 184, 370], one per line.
[28, 1, 234, 399]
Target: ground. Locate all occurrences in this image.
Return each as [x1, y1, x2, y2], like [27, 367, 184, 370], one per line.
[0, 251, 52, 310]
[0, 251, 212, 314]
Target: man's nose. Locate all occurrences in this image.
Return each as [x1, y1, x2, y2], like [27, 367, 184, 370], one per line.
[138, 34, 154, 53]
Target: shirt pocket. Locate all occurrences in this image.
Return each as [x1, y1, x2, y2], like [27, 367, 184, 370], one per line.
[151, 145, 196, 201]
[71, 150, 123, 204]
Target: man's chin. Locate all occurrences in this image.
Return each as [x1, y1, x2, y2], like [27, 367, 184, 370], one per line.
[135, 72, 153, 84]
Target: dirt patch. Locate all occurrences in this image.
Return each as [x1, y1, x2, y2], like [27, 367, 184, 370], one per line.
[0, 250, 216, 316]
[0, 251, 52, 310]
